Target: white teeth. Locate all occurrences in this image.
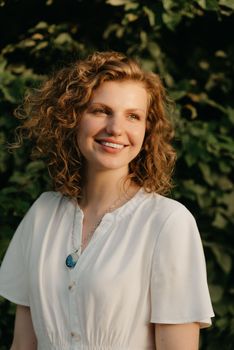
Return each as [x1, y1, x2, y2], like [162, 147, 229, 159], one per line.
[100, 141, 124, 149]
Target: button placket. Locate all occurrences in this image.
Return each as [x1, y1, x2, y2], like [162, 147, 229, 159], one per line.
[67, 213, 115, 346]
[66, 207, 83, 344]
[68, 280, 83, 345]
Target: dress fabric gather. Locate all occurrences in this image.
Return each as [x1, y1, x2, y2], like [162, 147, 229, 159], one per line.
[0, 189, 214, 350]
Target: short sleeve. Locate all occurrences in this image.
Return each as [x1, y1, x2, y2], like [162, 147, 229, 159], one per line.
[150, 205, 215, 328]
[0, 197, 39, 306]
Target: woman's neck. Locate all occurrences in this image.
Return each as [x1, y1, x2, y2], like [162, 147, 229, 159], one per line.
[79, 169, 139, 217]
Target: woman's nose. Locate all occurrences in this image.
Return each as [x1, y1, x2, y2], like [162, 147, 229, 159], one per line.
[105, 116, 123, 136]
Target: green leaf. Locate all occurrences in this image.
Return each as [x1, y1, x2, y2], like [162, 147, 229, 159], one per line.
[210, 244, 232, 274]
[212, 212, 227, 229]
[125, 2, 138, 10]
[196, 0, 217, 10]
[217, 176, 233, 190]
[34, 21, 48, 30]
[162, 0, 174, 11]
[143, 6, 156, 26]
[170, 90, 187, 100]
[184, 153, 197, 167]
[209, 284, 224, 302]
[106, 0, 130, 6]
[20, 39, 36, 48]
[54, 33, 73, 45]
[217, 192, 234, 217]
[0, 55, 7, 72]
[103, 24, 122, 39]
[198, 162, 215, 186]
[207, 0, 219, 10]
[226, 107, 234, 123]
[125, 13, 138, 22]
[219, 0, 234, 10]
[26, 160, 46, 173]
[140, 58, 156, 72]
[218, 160, 232, 174]
[147, 42, 161, 60]
[32, 41, 49, 51]
[184, 104, 198, 119]
[162, 12, 182, 30]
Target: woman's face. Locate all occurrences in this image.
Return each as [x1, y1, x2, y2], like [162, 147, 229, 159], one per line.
[77, 80, 148, 174]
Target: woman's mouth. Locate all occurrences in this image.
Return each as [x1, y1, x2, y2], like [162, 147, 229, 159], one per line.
[98, 141, 124, 149]
[95, 139, 127, 150]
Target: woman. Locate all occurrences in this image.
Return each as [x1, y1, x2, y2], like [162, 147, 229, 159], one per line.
[0, 51, 214, 349]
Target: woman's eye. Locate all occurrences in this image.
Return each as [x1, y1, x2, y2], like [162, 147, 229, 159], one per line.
[93, 108, 107, 114]
[128, 114, 140, 120]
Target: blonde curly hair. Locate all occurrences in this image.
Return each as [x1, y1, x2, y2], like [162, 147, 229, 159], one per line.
[13, 51, 176, 198]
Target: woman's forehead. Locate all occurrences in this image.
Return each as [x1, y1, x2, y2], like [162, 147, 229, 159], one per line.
[90, 80, 148, 112]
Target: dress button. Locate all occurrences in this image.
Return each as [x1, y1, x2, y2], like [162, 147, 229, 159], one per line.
[71, 332, 81, 341]
[68, 281, 76, 290]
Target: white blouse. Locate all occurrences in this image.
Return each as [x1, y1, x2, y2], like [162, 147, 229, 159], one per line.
[0, 189, 214, 350]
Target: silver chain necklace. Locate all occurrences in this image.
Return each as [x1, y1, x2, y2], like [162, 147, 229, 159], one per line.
[65, 192, 132, 269]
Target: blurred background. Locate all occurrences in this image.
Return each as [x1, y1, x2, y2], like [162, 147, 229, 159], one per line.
[0, 0, 233, 349]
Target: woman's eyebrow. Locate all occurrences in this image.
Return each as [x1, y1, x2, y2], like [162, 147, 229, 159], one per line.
[88, 102, 112, 110]
[89, 103, 145, 113]
[125, 108, 146, 113]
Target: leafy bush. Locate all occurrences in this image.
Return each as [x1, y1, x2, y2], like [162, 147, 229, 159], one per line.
[0, 0, 233, 348]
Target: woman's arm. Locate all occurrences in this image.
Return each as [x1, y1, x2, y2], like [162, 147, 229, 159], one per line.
[155, 323, 200, 350]
[10, 305, 37, 350]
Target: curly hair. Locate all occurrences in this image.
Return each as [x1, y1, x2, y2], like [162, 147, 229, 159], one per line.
[13, 51, 176, 198]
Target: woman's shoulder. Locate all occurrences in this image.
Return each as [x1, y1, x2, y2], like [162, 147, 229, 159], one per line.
[143, 190, 194, 222]
[33, 191, 65, 206]
[37, 190, 63, 202]
[26, 191, 69, 220]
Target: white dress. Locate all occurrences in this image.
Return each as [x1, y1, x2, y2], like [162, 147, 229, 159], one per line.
[0, 189, 214, 350]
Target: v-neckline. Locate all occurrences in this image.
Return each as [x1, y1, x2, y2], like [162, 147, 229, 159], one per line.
[69, 209, 115, 273]
[67, 187, 146, 272]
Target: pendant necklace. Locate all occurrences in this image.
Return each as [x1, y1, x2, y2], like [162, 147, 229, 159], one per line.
[65, 192, 132, 269]
[65, 208, 104, 269]
[65, 205, 80, 269]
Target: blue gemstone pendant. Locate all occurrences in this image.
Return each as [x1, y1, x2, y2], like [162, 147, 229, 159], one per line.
[65, 251, 79, 269]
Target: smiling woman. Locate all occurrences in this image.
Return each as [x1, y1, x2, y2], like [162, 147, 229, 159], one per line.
[0, 51, 214, 350]
[10, 51, 176, 198]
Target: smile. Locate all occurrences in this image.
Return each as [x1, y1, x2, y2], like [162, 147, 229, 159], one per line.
[99, 141, 125, 149]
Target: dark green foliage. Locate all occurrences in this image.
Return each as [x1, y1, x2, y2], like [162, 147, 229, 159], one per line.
[0, 1, 233, 349]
